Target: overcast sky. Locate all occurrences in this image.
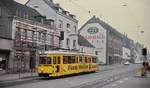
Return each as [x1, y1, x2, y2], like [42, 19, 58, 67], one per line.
[15, 0, 150, 49]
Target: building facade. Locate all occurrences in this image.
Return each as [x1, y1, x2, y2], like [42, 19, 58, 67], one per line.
[79, 16, 123, 65]
[107, 29, 122, 65]
[122, 35, 136, 63]
[0, 0, 60, 72]
[26, 0, 79, 51]
[0, 0, 13, 71]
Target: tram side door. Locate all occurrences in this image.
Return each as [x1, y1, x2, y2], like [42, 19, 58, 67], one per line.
[89, 57, 92, 70]
[53, 55, 61, 73]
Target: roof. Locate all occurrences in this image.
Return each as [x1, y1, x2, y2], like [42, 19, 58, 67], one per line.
[78, 35, 95, 48]
[26, 0, 78, 23]
[79, 16, 122, 38]
[43, 0, 78, 22]
[1, 0, 43, 22]
[41, 50, 97, 57]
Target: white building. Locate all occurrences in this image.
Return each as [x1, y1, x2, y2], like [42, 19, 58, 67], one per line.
[26, 0, 79, 51]
[79, 16, 107, 64]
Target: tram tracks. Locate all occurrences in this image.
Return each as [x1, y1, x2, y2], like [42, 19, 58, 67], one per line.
[71, 69, 138, 88]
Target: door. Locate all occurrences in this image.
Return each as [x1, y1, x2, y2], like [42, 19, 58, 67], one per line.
[53, 55, 61, 73]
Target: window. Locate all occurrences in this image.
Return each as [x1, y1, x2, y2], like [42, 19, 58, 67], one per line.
[74, 26, 77, 33]
[63, 56, 68, 64]
[81, 48, 83, 52]
[88, 58, 91, 63]
[68, 56, 72, 64]
[58, 56, 61, 64]
[58, 20, 63, 28]
[67, 23, 70, 28]
[95, 51, 98, 55]
[79, 56, 82, 63]
[72, 56, 75, 63]
[85, 57, 88, 63]
[92, 58, 96, 63]
[73, 40, 76, 48]
[39, 57, 47, 64]
[92, 40, 94, 43]
[47, 57, 52, 64]
[53, 57, 57, 64]
[97, 40, 99, 43]
[66, 38, 70, 47]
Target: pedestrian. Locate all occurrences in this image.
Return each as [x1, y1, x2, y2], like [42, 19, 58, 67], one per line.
[140, 67, 146, 77]
[140, 62, 148, 77]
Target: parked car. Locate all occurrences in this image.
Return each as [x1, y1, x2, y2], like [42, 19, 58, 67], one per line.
[124, 61, 130, 65]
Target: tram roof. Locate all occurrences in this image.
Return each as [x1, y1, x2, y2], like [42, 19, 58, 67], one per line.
[40, 51, 97, 57]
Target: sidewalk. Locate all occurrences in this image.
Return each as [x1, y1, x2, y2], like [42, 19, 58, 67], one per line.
[0, 71, 38, 82]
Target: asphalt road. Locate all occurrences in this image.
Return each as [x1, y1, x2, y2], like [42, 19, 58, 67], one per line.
[1, 64, 140, 88]
[102, 72, 150, 88]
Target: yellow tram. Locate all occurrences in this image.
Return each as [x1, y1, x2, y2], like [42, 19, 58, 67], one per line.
[37, 51, 99, 77]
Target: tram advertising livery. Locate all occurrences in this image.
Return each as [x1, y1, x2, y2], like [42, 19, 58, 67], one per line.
[37, 51, 99, 77]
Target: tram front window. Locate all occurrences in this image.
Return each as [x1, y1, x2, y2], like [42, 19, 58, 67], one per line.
[39, 57, 47, 64]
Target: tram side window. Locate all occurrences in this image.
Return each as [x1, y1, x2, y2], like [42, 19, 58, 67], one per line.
[72, 56, 75, 63]
[76, 56, 78, 63]
[79, 56, 82, 63]
[88, 58, 91, 63]
[63, 56, 68, 64]
[53, 57, 57, 64]
[68, 56, 72, 64]
[85, 57, 88, 63]
[40, 57, 47, 64]
[92, 58, 96, 63]
[58, 56, 60, 64]
[47, 57, 51, 64]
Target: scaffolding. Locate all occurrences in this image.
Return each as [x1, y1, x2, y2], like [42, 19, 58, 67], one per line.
[12, 16, 60, 72]
[13, 17, 47, 72]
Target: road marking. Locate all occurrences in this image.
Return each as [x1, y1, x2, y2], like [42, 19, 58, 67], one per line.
[111, 83, 117, 87]
[118, 80, 124, 83]
[124, 78, 129, 81]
